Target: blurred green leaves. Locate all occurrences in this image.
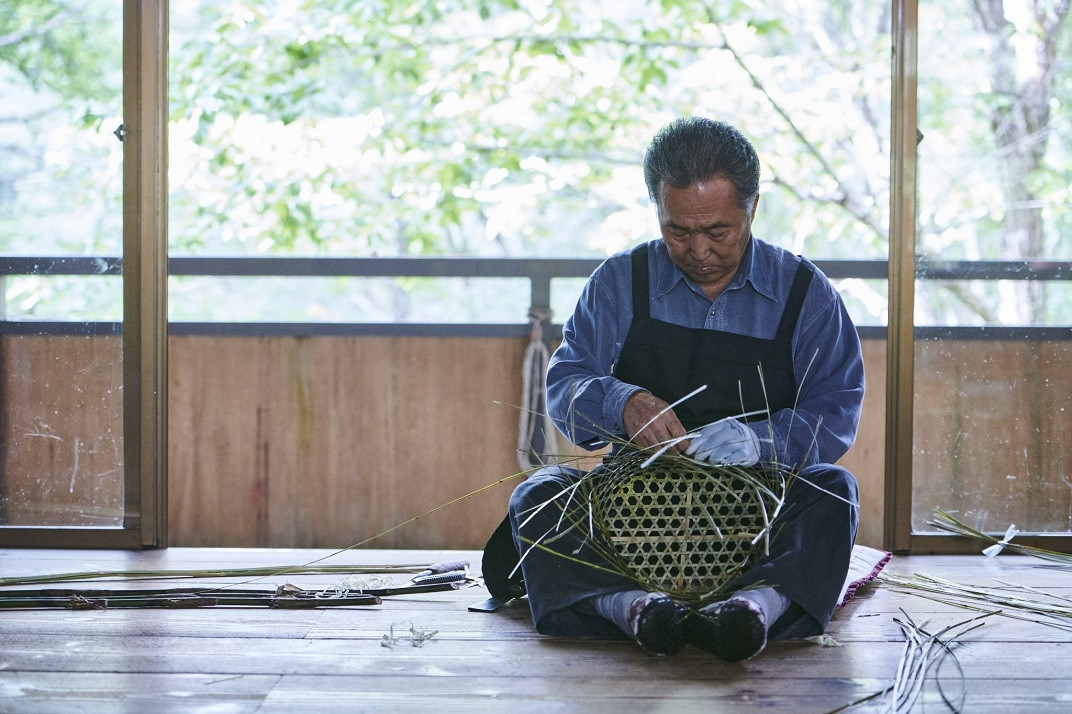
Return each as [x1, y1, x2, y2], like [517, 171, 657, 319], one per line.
[169, 0, 890, 261]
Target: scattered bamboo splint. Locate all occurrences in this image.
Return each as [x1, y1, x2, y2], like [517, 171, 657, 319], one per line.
[0, 563, 447, 588]
[0, 585, 378, 610]
[0, 570, 474, 610]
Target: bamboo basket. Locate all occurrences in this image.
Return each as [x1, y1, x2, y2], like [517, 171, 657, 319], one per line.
[583, 450, 787, 604]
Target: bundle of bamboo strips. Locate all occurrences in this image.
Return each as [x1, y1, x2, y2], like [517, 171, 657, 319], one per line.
[833, 610, 989, 713]
[878, 571, 1072, 632]
[928, 509, 1072, 567]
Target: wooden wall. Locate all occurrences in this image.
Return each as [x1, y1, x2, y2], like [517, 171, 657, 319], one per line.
[2, 333, 1067, 550]
[167, 335, 526, 549]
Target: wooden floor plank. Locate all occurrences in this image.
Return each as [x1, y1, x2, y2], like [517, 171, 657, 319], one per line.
[2, 548, 1072, 712]
[0, 638, 1069, 681]
[0, 671, 275, 714]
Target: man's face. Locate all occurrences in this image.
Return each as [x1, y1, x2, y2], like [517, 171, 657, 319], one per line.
[657, 177, 757, 298]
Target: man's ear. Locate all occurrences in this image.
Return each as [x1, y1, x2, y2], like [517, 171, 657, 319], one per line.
[750, 193, 760, 220]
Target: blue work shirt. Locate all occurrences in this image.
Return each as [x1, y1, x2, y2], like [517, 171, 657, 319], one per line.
[547, 237, 865, 468]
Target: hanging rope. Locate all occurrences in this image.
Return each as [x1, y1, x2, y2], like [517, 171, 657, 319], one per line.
[518, 306, 557, 472]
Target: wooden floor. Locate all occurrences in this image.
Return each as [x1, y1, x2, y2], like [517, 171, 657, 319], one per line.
[0, 548, 1070, 713]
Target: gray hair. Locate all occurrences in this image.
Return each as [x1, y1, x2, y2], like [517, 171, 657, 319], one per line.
[643, 117, 760, 211]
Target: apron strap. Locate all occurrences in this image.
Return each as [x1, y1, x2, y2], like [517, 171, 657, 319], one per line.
[630, 243, 651, 320]
[774, 259, 815, 344]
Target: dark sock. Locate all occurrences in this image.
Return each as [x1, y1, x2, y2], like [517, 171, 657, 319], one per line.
[591, 590, 687, 655]
[688, 588, 789, 662]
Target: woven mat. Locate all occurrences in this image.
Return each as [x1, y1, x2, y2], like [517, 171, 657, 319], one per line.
[837, 544, 892, 607]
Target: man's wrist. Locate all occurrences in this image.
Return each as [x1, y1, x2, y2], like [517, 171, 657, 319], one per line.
[606, 383, 646, 436]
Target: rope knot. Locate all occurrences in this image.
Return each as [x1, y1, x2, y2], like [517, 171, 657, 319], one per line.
[982, 523, 1020, 557]
[527, 306, 552, 342]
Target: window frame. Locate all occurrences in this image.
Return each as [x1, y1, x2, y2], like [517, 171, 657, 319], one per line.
[884, 0, 1072, 554]
[0, 0, 169, 548]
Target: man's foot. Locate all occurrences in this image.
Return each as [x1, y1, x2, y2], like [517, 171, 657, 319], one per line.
[628, 592, 689, 655]
[688, 597, 768, 661]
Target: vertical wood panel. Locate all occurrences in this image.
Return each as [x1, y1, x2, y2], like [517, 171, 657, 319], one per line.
[167, 336, 526, 549]
[1039, 342, 1072, 531]
[166, 335, 893, 550]
[913, 339, 1072, 533]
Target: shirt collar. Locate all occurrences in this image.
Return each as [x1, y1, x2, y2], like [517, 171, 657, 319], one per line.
[650, 237, 778, 302]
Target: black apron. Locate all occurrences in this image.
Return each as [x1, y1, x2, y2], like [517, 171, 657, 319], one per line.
[482, 241, 815, 599]
[614, 242, 814, 430]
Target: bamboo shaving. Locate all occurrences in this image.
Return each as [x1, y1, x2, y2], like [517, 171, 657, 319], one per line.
[833, 610, 989, 713]
[381, 620, 438, 648]
[335, 575, 394, 591]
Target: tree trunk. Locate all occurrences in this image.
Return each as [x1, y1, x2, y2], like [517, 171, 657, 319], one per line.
[971, 0, 1070, 322]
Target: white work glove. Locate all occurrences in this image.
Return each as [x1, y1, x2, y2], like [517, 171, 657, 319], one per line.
[684, 418, 761, 466]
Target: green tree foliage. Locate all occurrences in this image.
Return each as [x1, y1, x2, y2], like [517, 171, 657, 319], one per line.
[169, 0, 892, 263]
[0, 0, 121, 254]
[0, 0, 113, 97]
[0, 1, 122, 318]
[916, 0, 1071, 323]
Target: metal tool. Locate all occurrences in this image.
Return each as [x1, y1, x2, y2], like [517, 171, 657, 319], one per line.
[406, 560, 470, 588]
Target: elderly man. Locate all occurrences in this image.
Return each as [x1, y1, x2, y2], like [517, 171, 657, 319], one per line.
[486, 117, 864, 661]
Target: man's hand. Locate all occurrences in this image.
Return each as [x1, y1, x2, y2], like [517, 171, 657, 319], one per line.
[623, 391, 688, 451]
[684, 418, 760, 466]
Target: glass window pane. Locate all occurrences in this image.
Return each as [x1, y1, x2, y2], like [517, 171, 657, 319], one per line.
[913, 0, 1072, 534]
[0, 2, 124, 526]
[169, 1, 890, 322]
